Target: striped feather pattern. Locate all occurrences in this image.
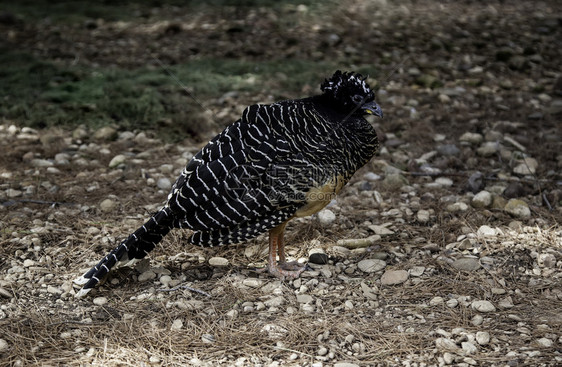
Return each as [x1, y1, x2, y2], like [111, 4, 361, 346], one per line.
[75, 71, 380, 296]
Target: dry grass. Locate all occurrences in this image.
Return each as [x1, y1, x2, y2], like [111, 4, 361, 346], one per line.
[1, 223, 560, 366]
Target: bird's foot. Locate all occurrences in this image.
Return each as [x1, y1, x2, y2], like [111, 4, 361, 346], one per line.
[256, 261, 308, 280]
[279, 261, 308, 272]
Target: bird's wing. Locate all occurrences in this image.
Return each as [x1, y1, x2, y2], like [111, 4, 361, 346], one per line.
[167, 103, 330, 237]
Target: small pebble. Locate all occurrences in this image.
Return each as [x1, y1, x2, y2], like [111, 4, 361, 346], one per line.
[452, 257, 481, 272]
[416, 209, 430, 223]
[0, 339, 8, 353]
[94, 126, 117, 141]
[93, 297, 108, 306]
[209, 257, 229, 267]
[47, 285, 62, 294]
[443, 352, 454, 364]
[536, 337, 553, 348]
[357, 259, 386, 273]
[149, 355, 161, 364]
[477, 225, 497, 237]
[430, 296, 444, 306]
[108, 154, 127, 168]
[471, 315, 484, 326]
[99, 199, 117, 213]
[498, 296, 514, 309]
[242, 278, 263, 288]
[471, 190, 492, 208]
[0, 287, 13, 298]
[159, 275, 172, 287]
[437, 144, 460, 156]
[317, 209, 336, 227]
[446, 202, 469, 212]
[446, 299, 458, 308]
[201, 334, 215, 343]
[138, 270, 156, 282]
[471, 300, 496, 313]
[462, 341, 478, 355]
[157, 178, 172, 190]
[296, 294, 314, 304]
[512, 158, 538, 175]
[409, 266, 425, 277]
[504, 199, 531, 218]
[337, 236, 380, 249]
[459, 132, 483, 144]
[309, 252, 329, 265]
[380, 270, 409, 285]
[171, 319, 183, 330]
[476, 331, 490, 345]
[435, 337, 460, 352]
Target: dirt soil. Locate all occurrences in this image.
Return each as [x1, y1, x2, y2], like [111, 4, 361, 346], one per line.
[0, 1, 561, 366]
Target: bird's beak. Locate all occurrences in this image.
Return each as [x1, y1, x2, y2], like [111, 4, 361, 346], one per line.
[362, 101, 383, 118]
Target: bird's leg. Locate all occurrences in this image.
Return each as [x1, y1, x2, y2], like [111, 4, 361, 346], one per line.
[264, 221, 307, 279]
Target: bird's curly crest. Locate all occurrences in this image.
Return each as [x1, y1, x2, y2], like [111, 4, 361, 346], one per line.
[320, 70, 372, 97]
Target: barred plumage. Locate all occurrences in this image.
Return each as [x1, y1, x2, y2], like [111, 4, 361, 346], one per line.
[75, 70, 382, 297]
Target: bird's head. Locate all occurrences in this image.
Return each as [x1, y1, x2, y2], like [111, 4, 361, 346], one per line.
[321, 70, 383, 117]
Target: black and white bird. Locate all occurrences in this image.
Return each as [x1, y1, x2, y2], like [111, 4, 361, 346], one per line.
[75, 70, 382, 297]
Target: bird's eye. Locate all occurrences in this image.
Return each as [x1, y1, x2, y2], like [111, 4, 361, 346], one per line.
[353, 95, 363, 103]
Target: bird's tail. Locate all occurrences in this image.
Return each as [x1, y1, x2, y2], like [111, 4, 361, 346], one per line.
[74, 206, 175, 297]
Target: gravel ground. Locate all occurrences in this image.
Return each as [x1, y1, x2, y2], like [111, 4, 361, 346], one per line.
[1, 1, 561, 366]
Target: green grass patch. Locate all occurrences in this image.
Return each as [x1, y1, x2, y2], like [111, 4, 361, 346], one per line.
[1, 48, 374, 140]
[0, 0, 329, 23]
